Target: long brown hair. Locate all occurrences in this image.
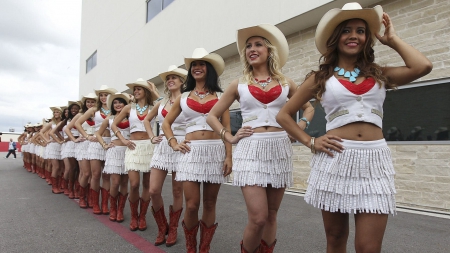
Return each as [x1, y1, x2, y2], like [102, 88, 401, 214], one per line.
[309, 19, 394, 101]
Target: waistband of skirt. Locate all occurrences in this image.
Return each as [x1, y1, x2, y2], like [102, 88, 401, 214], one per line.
[132, 139, 151, 145]
[246, 131, 287, 140]
[341, 139, 387, 149]
[189, 139, 223, 146]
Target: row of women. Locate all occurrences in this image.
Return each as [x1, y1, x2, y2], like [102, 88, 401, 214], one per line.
[18, 3, 433, 253]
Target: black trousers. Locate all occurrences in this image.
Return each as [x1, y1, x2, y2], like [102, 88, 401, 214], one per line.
[6, 149, 16, 158]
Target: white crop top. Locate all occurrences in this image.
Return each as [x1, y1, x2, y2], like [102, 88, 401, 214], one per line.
[157, 98, 186, 136]
[82, 121, 95, 135]
[68, 119, 80, 137]
[109, 116, 130, 141]
[321, 76, 385, 132]
[62, 125, 67, 139]
[180, 91, 222, 134]
[129, 103, 148, 133]
[238, 83, 289, 129]
[94, 111, 107, 131]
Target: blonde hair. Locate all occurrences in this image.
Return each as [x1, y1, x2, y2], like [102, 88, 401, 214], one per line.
[163, 75, 185, 98]
[239, 37, 287, 86]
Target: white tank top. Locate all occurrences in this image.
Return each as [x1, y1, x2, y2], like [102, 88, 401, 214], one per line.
[157, 98, 186, 136]
[180, 91, 222, 134]
[68, 119, 80, 137]
[129, 103, 148, 133]
[109, 116, 131, 141]
[94, 110, 107, 131]
[238, 83, 289, 129]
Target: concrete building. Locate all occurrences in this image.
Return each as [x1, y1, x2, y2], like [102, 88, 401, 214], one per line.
[79, 0, 450, 213]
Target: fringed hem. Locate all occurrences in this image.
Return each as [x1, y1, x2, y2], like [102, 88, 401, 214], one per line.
[46, 142, 62, 160]
[305, 139, 397, 215]
[124, 140, 153, 172]
[61, 141, 76, 159]
[39, 146, 46, 158]
[75, 141, 90, 161]
[87, 141, 107, 161]
[28, 144, 35, 154]
[175, 140, 227, 183]
[22, 144, 28, 152]
[150, 137, 184, 173]
[104, 146, 127, 174]
[233, 132, 293, 188]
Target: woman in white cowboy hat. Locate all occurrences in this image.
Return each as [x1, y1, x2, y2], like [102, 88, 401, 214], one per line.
[277, 2, 432, 252]
[21, 124, 34, 172]
[75, 85, 117, 215]
[39, 107, 64, 193]
[95, 92, 131, 223]
[111, 79, 160, 231]
[143, 65, 187, 247]
[31, 122, 44, 177]
[162, 48, 232, 253]
[60, 101, 81, 199]
[26, 124, 38, 173]
[66, 93, 98, 208]
[207, 24, 314, 253]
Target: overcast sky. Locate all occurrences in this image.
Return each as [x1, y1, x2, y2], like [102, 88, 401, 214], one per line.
[0, 0, 81, 133]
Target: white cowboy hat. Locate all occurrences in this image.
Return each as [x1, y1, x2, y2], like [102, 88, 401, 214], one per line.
[25, 123, 33, 128]
[81, 93, 98, 105]
[50, 106, 62, 112]
[94, 85, 118, 96]
[159, 65, 188, 83]
[126, 78, 159, 102]
[60, 105, 68, 111]
[237, 24, 289, 67]
[68, 101, 81, 108]
[107, 92, 131, 110]
[34, 122, 43, 127]
[184, 48, 225, 76]
[315, 2, 383, 55]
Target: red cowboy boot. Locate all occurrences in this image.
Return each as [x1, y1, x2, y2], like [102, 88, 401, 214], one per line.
[100, 187, 109, 215]
[51, 177, 63, 194]
[199, 220, 218, 253]
[87, 184, 92, 208]
[183, 220, 199, 253]
[74, 181, 80, 199]
[79, 186, 88, 208]
[116, 193, 128, 223]
[241, 240, 260, 253]
[109, 194, 118, 221]
[138, 198, 150, 231]
[151, 206, 169, 246]
[166, 205, 183, 247]
[59, 176, 66, 192]
[260, 239, 277, 253]
[91, 188, 102, 214]
[65, 180, 72, 196]
[129, 198, 139, 231]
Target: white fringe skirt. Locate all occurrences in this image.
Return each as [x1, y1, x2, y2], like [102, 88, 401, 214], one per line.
[124, 140, 153, 173]
[29, 144, 35, 154]
[87, 137, 111, 161]
[233, 131, 293, 188]
[39, 146, 46, 158]
[104, 146, 127, 175]
[76, 141, 90, 161]
[305, 139, 396, 215]
[61, 141, 76, 159]
[46, 142, 62, 160]
[175, 139, 227, 184]
[22, 144, 28, 153]
[150, 136, 184, 173]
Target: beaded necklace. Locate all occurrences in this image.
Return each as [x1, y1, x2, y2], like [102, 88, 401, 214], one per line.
[100, 107, 110, 115]
[136, 103, 148, 115]
[253, 76, 272, 89]
[334, 67, 360, 82]
[194, 90, 209, 99]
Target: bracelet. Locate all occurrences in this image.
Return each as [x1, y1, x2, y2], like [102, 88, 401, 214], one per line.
[300, 117, 310, 129]
[310, 137, 316, 154]
[114, 130, 120, 136]
[150, 136, 157, 142]
[167, 136, 175, 147]
[219, 127, 228, 143]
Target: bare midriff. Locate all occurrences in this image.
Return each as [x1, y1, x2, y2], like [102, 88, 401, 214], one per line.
[130, 131, 150, 140]
[253, 126, 284, 133]
[112, 139, 126, 146]
[186, 130, 220, 140]
[327, 122, 384, 141]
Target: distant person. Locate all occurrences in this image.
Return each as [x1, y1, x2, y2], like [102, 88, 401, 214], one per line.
[5, 138, 17, 159]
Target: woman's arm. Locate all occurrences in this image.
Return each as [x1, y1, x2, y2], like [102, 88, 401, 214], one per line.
[162, 96, 190, 152]
[65, 114, 82, 142]
[75, 108, 95, 140]
[143, 101, 162, 144]
[207, 80, 245, 144]
[377, 13, 432, 86]
[220, 109, 232, 177]
[287, 78, 315, 131]
[51, 120, 66, 144]
[276, 75, 343, 157]
[95, 116, 111, 149]
[38, 123, 52, 144]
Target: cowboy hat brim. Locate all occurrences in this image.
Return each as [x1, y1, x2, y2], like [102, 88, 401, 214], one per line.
[184, 53, 225, 76]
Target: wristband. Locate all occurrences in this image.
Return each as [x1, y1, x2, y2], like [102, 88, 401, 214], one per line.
[300, 117, 310, 129]
[167, 136, 175, 147]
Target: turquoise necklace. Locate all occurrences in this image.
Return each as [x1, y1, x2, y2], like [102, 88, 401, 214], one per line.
[101, 107, 110, 115]
[334, 66, 360, 82]
[136, 103, 148, 115]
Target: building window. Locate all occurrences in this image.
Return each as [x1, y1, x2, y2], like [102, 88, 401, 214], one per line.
[299, 79, 450, 142]
[146, 0, 174, 23]
[86, 51, 97, 73]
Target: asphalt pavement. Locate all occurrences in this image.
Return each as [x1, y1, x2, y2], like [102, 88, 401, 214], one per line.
[1, 152, 449, 253]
